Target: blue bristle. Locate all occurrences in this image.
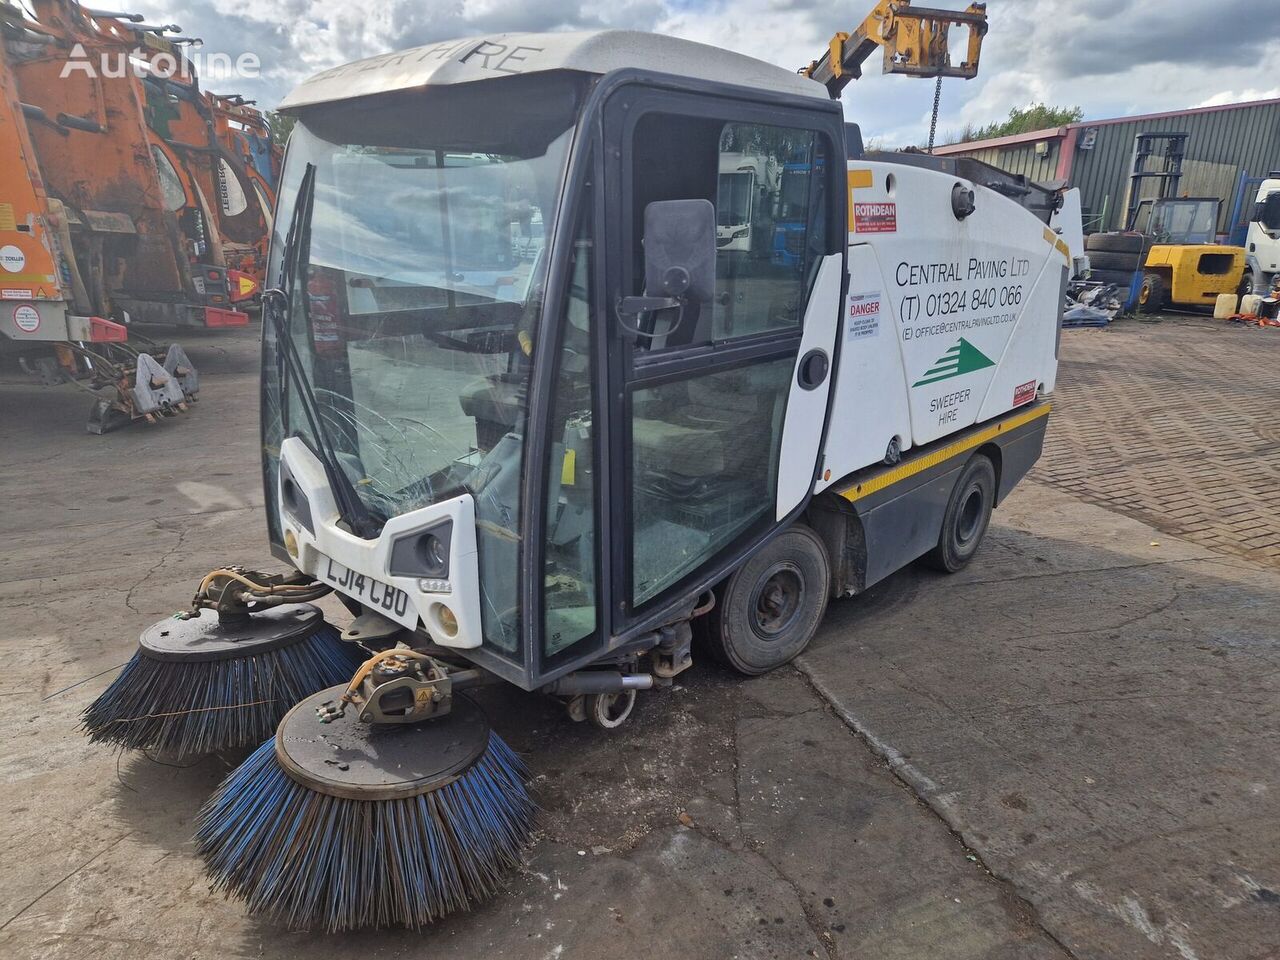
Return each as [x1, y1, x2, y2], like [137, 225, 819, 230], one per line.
[81, 624, 362, 756]
[194, 732, 535, 931]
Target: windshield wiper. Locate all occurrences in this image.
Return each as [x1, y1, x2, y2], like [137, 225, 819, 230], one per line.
[265, 163, 381, 539]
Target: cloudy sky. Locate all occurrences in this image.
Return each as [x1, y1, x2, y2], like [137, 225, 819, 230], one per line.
[118, 0, 1280, 147]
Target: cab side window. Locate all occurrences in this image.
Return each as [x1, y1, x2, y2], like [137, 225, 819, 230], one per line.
[627, 114, 822, 351]
[713, 122, 818, 339]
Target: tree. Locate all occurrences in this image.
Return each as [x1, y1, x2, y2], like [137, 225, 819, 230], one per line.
[265, 110, 297, 147]
[947, 103, 1084, 145]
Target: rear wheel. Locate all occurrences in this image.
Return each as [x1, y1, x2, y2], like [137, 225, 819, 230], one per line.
[924, 455, 995, 573]
[1138, 271, 1168, 313]
[706, 524, 829, 676]
[1239, 269, 1256, 300]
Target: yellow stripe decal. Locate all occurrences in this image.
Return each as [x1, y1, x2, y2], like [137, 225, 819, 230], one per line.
[838, 403, 1052, 504]
[847, 169, 873, 231]
[1043, 227, 1071, 264]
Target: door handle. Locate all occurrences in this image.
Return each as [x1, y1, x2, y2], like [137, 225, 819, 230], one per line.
[797, 349, 829, 390]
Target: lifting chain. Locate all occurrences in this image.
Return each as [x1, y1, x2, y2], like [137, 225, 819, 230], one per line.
[927, 75, 943, 154]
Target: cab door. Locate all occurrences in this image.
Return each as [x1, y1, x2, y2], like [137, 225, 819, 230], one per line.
[600, 84, 845, 633]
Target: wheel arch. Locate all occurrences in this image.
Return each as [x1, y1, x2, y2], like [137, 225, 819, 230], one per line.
[804, 491, 866, 599]
[976, 442, 1004, 504]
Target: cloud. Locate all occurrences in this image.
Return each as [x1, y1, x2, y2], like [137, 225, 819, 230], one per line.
[1196, 88, 1280, 108]
[116, 0, 1280, 149]
[990, 0, 1273, 80]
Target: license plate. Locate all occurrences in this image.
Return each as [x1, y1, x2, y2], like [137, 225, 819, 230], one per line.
[319, 555, 417, 629]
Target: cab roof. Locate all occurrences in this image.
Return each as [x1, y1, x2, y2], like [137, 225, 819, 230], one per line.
[279, 30, 829, 111]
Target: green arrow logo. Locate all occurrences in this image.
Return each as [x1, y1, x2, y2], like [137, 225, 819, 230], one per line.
[913, 337, 996, 387]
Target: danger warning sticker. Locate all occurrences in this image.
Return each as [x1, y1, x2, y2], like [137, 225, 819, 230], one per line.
[13, 303, 39, 333]
[1013, 379, 1038, 406]
[853, 202, 897, 234]
[847, 290, 882, 340]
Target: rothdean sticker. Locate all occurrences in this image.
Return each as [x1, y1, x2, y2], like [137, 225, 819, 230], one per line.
[853, 202, 896, 234]
[847, 290, 881, 340]
[913, 337, 994, 387]
[13, 303, 40, 333]
[1013, 379, 1038, 406]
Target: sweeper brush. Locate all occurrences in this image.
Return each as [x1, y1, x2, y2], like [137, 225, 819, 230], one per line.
[194, 683, 534, 930]
[82, 578, 364, 757]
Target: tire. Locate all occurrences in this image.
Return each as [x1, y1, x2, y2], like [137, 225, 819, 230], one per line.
[1138, 271, 1168, 313]
[1088, 268, 1139, 288]
[924, 455, 996, 573]
[706, 524, 830, 676]
[1085, 232, 1145, 255]
[1087, 250, 1143, 273]
[1239, 269, 1256, 300]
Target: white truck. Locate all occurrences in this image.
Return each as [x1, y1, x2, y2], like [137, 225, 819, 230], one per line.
[1244, 174, 1280, 295]
[716, 152, 780, 257]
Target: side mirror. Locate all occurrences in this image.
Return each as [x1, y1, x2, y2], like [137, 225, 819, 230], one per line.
[617, 199, 716, 339]
[643, 198, 716, 302]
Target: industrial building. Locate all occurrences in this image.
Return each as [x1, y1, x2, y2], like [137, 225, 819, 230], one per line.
[934, 97, 1280, 238]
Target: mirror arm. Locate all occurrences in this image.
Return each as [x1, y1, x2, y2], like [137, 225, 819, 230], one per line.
[614, 295, 685, 341]
[619, 295, 682, 313]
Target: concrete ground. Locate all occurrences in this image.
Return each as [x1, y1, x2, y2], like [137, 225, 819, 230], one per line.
[0, 314, 1277, 960]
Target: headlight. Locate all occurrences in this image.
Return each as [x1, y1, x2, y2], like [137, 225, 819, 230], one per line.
[416, 533, 448, 576]
[388, 520, 453, 579]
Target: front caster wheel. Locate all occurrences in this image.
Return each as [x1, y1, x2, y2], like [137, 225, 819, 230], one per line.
[705, 524, 830, 676]
[587, 689, 636, 729]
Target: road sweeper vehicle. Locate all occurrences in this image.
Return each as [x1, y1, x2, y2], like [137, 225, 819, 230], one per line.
[85, 1, 1073, 933]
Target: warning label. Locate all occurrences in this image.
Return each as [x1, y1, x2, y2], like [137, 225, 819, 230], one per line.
[853, 202, 896, 234]
[847, 290, 881, 340]
[1013, 379, 1038, 406]
[2, 288, 32, 300]
[13, 303, 39, 333]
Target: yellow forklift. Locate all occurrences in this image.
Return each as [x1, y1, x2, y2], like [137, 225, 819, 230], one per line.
[1084, 133, 1246, 313]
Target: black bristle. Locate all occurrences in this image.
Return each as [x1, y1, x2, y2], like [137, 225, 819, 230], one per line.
[81, 623, 361, 755]
[195, 731, 535, 931]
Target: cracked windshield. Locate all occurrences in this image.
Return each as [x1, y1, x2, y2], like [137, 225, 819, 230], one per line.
[267, 80, 584, 654]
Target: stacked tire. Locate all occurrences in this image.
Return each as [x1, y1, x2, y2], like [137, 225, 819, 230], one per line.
[1084, 232, 1145, 288]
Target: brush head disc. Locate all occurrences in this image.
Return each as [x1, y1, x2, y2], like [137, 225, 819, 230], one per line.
[83, 605, 362, 755]
[274, 685, 492, 801]
[139, 604, 324, 662]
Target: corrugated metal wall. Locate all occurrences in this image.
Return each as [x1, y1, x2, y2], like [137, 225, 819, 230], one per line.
[944, 101, 1280, 235]
[1072, 102, 1280, 232]
[955, 140, 1061, 182]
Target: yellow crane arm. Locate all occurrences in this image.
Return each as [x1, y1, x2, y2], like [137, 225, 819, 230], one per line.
[803, 0, 988, 98]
